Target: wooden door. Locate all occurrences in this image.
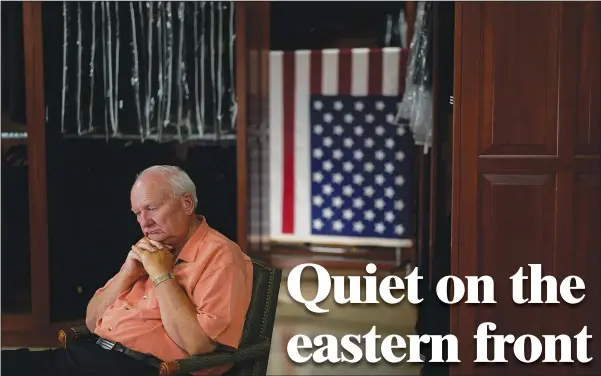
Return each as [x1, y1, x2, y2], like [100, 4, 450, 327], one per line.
[452, 3, 600, 376]
[2, 1, 51, 344]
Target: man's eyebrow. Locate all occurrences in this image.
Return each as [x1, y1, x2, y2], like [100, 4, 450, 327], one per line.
[132, 202, 159, 212]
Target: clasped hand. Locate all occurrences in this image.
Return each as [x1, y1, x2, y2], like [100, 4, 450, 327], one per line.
[127, 238, 175, 279]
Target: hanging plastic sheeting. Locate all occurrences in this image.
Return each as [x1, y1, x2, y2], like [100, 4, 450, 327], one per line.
[55, 1, 236, 143]
[384, 7, 408, 48]
[396, 1, 433, 153]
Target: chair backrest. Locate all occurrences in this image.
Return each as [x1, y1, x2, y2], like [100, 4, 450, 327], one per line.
[225, 258, 282, 376]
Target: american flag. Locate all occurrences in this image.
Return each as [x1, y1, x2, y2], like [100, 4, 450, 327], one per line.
[269, 48, 413, 247]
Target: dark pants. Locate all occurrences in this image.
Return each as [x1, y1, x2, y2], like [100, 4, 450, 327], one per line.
[1, 341, 157, 376]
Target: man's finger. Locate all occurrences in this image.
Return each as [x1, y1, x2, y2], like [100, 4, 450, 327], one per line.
[136, 238, 152, 247]
[137, 238, 160, 249]
[135, 242, 157, 252]
[127, 250, 142, 261]
[131, 245, 147, 255]
[147, 239, 164, 249]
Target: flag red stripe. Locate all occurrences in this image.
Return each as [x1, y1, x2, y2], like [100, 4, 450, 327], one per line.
[338, 49, 352, 95]
[368, 49, 383, 95]
[399, 49, 409, 97]
[282, 52, 295, 234]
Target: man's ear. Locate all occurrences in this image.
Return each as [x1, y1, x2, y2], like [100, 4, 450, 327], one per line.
[182, 194, 195, 215]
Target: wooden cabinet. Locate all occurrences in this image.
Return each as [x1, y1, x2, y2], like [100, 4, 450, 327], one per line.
[2, 2, 54, 345]
[452, 3, 600, 375]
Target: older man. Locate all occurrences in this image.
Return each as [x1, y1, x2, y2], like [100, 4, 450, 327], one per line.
[2, 165, 253, 376]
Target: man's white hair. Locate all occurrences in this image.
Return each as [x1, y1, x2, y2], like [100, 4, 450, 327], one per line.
[136, 165, 198, 208]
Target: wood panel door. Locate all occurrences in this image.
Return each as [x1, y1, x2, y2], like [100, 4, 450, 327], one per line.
[2, 1, 50, 337]
[452, 3, 600, 376]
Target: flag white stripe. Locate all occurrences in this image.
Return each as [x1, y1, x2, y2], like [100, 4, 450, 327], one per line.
[382, 48, 400, 96]
[268, 51, 283, 237]
[351, 48, 370, 96]
[294, 51, 311, 237]
[321, 49, 339, 95]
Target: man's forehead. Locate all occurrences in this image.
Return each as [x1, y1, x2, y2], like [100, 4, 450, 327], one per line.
[131, 179, 171, 204]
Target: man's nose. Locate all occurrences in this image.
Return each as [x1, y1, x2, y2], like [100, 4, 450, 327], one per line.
[139, 213, 154, 227]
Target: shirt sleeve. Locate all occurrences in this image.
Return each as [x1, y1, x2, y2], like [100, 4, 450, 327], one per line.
[192, 262, 251, 349]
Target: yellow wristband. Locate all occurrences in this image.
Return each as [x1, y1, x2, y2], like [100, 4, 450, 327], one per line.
[152, 273, 175, 287]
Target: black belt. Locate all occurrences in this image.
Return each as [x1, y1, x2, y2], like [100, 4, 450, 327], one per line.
[96, 337, 162, 369]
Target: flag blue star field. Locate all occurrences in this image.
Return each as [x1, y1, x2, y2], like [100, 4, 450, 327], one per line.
[269, 48, 413, 247]
[309, 95, 412, 241]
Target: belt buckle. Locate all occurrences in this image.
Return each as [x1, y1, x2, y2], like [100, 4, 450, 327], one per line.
[97, 337, 116, 351]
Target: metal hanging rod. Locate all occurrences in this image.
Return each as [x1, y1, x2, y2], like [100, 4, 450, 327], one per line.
[1, 132, 237, 143]
[61, 132, 237, 142]
[1, 132, 29, 140]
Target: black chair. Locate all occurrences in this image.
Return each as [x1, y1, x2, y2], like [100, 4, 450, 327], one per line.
[58, 259, 282, 376]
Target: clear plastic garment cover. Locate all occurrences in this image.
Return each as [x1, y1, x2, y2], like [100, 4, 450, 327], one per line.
[396, 1, 433, 153]
[56, 1, 236, 143]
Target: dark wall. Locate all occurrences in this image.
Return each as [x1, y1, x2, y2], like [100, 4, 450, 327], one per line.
[1, 1, 26, 125]
[417, 4, 454, 376]
[1, 2, 30, 314]
[270, 1, 405, 50]
[43, 140, 237, 322]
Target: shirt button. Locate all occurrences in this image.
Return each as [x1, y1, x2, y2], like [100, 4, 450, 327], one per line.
[125, 306, 130, 310]
[143, 296, 147, 300]
[109, 326, 113, 331]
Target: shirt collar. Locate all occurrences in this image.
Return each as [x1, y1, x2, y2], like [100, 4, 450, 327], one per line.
[176, 215, 209, 263]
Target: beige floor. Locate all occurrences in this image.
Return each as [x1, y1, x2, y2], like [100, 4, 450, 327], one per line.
[268, 268, 421, 375]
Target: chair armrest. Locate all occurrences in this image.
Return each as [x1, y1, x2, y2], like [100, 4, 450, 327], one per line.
[58, 326, 97, 349]
[159, 339, 271, 376]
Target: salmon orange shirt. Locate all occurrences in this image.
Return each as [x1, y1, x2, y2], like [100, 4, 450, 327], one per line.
[93, 217, 253, 374]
